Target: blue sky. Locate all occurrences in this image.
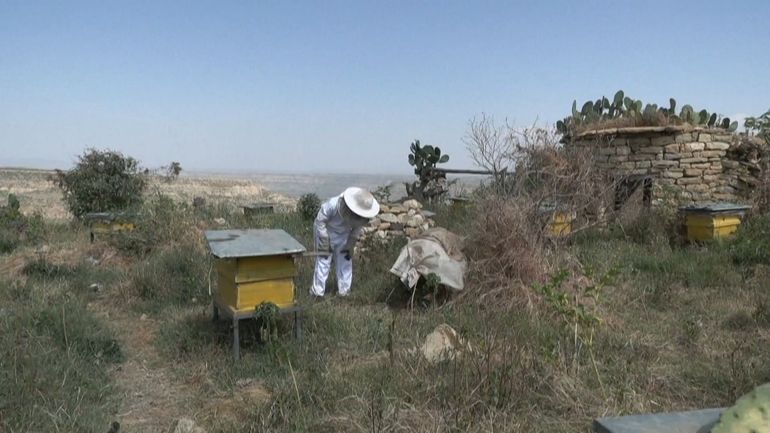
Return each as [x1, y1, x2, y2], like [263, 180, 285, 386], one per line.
[1, 0, 768, 174]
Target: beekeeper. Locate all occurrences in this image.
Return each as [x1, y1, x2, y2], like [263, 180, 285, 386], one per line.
[311, 187, 379, 297]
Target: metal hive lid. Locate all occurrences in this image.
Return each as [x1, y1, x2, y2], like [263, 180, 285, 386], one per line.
[593, 407, 723, 433]
[204, 229, 306, 258]
[679, 202, 752, 214]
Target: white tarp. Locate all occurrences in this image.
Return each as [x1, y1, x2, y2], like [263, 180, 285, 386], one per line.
[389, 228, 467, 291]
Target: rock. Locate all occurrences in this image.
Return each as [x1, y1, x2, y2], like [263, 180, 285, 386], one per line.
[683, 142, 705, 152]
[140, 313, 148, 321]
[86, 256, 100, 265]
[89, 283, 104, 293]
[407, 209, 416, 216]
[379, 213, 399, 224]
[378, 223, 391, 231]
[369, 217, 381, 227]
[214, 217, 226, 225]
[174, 418, 207, 433]
[235, 378, 272, 405]
[405, 228, 420, 238]
[706, 142, 730, 151]
[376, 231, 387, 239]
[652, 136, 675, 146]
[402, 199, 423, 210]
[379, 204, 390, 213]
[421, 324, 468, 363]
[615, 146, 631, 155]
[405, 214, 424, 228]
[389, 205, 407, 214]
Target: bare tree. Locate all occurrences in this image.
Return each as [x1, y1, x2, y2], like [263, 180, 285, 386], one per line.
[463, 113, 511, 179]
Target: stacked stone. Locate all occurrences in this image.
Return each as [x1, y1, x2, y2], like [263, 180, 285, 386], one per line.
[574, 126, 745, 203]
[360, 199, 436, 241]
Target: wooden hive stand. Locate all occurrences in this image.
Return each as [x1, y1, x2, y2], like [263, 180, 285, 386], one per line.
[204, 229, 306, 359]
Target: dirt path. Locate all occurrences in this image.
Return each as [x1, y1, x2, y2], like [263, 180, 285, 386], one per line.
[92, 304, 194, 433]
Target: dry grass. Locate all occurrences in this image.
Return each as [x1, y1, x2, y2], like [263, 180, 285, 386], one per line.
[3, 170, 770, 432]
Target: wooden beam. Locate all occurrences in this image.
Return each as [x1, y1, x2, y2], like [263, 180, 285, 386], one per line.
[427, 167, 506, 175]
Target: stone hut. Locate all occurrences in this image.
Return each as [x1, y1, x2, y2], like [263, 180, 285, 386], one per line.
[568, 125, 764, 206]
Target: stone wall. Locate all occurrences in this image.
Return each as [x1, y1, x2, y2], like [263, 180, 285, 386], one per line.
[569, 126, 762, 204]
[359, 199, 436, 242]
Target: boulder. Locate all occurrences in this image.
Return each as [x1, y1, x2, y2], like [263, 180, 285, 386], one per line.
[405, 214, 424, 228]
[421, 324, 468, 363]
[174, 418, 207, 433]
[379, 213, 399, 224]
[403, 199, 423, 210]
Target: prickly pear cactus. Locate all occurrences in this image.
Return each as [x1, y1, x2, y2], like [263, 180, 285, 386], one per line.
[711, 382, 770, 433]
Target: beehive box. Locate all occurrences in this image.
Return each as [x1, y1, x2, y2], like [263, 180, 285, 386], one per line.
[449, 197, 471, 215]
[205, 229, 306, 313]
[84, 212, 135, 240]
[539, 203, 575, 237]
[679, 203, 751, 241]
[243, 203, 276, 217]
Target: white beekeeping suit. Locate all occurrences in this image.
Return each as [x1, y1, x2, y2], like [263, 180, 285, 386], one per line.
[312, 187, 379, 297]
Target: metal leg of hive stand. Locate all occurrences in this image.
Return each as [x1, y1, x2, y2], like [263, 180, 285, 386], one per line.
[293, 310, 302, 341]
[232, 317, 240, 360]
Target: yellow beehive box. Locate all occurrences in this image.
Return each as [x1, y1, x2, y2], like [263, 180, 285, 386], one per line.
[205, 229, 306, 313]
[215, 256, 296, 311]
[547, 211, 575, 236]
[539, 203, 575, 237]
[680, 203, 751, 242]
[85, 212, 135, 242]
[90, 220, 135, 234]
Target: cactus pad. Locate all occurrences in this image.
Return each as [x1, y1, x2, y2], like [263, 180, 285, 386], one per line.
[711, 382, 770, 433]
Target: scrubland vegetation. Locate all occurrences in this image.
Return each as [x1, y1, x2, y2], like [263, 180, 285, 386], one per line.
[2, 112, 770, 432]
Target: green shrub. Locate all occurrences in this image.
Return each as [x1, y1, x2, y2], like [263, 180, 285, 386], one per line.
[130, 244, 209, 306]
[0, 194, 45, 253]
[297, 193, 321, 221]
[53, 148, 147, 218]
[730, 216, 770, 266]
[0, 228, 19, 253]
[109, 193, 196, 256]
[0, 281, 120, 431]
[35, 299, 123, 363]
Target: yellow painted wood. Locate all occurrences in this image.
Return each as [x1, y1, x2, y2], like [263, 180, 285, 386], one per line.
[685, 214, 742, 241]
[215, 270, 237, 308]
[237, 256, 296, 283]
[91, 221, 135, 234]
[214, 256, 297, 312]
[547, 212, 574, 236]
[235, 278, 295, 311]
